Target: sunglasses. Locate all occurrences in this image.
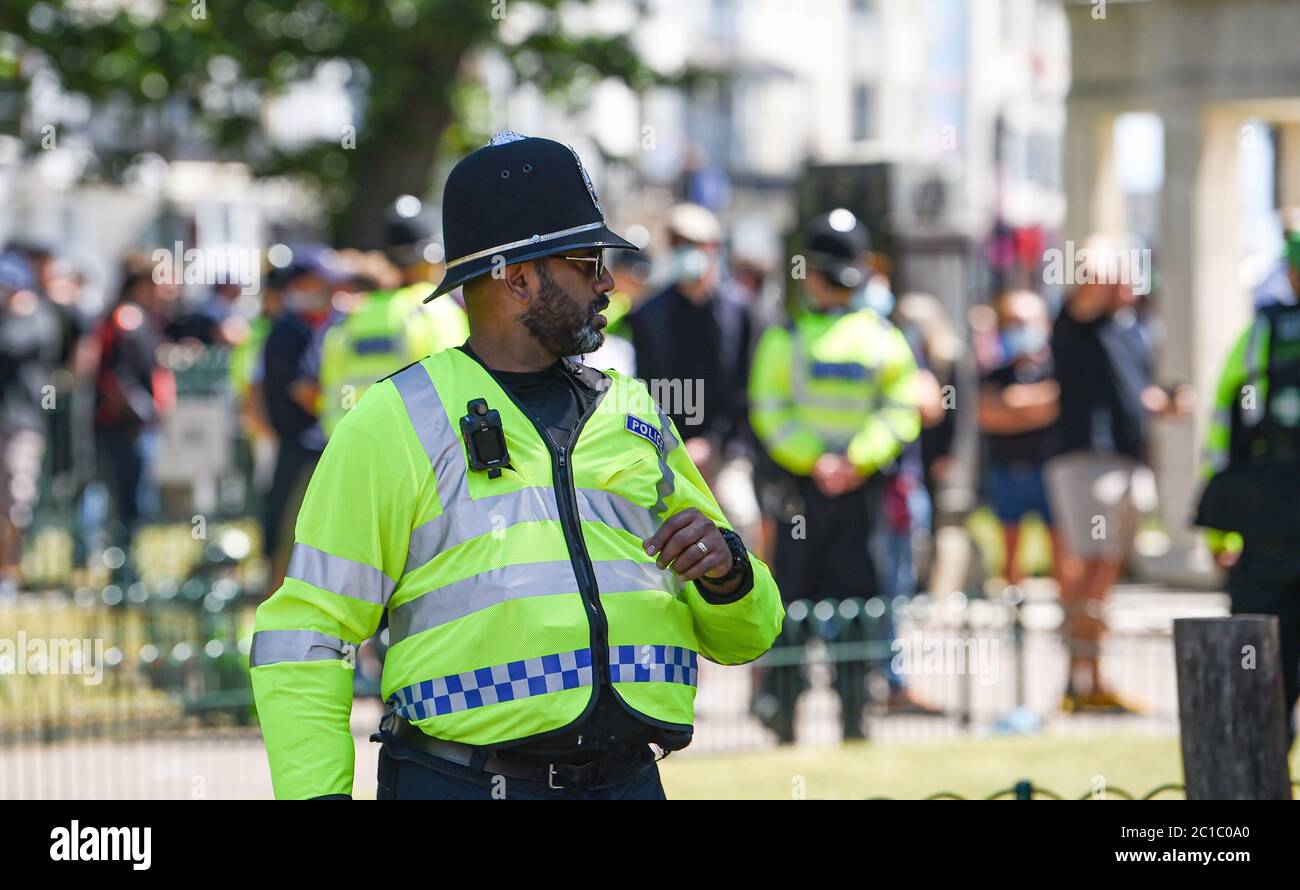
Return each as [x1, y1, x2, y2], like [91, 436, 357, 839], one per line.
[555, 249, 607, 281]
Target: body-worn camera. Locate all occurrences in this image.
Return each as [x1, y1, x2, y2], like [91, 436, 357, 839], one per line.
[460, 398, 511, 479]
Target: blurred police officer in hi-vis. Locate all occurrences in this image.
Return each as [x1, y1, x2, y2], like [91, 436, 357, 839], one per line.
[1196, 226, 1300, 747]
[748, 210, 921, 742]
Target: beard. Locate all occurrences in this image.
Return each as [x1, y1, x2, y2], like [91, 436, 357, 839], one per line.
[518, 262, 606, 356]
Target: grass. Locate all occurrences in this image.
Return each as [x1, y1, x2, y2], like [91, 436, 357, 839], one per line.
[659, 732, 1257, 800]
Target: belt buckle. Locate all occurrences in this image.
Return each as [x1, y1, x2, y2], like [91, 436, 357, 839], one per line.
[547, 763, 565, 790]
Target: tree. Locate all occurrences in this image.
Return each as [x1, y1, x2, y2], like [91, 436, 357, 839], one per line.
[0, 0, 665, 245]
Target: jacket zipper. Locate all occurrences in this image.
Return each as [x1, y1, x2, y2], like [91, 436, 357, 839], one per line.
[491, 369, 611, 717]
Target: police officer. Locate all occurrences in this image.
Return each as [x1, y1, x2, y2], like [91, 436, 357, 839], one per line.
[1196, 229, 1300, 746]
[748, 210, 921, 742]
[251, 133, 784, 799]
[315, 198, 469, 438]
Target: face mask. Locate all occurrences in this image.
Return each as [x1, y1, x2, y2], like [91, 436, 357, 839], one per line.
[860, 279, 894, 317]
[1002, 325, 1048, 358]
[670, 247, 711, 284]
[285, 286, 328, 313]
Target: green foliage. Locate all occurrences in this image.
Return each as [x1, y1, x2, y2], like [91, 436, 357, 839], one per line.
[0, 0, 665, 242]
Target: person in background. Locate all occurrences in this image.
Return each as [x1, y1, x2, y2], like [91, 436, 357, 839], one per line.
[749, 210, 922, 739]
[894, 293, 963, 527]
[311, 200, 469, 440]
[586, 248, 651, 377]
[627, 204, 753, 487]
[0, 252, 64, 593]
[978, 290, 1067, 592]
[1196, 227, 1300, 746]
[92, 261, 177, 540]
[1045, 237, 1192, 714]
[259, 246, 345, 595]
[602, 248, 652, 341]
[165, 281, 243, 346]
[866, 284, 943, 715]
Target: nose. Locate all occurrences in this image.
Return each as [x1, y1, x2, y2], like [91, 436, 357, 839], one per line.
[595, 266, 614, 295]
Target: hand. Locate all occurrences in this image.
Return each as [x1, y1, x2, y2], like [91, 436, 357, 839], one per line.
[643, 508, 733, 582]
[1214, 548, 1240, 570]
[811, 453, 867, 497]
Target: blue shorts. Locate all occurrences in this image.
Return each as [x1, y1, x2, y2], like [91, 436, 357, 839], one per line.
[987, 462, 1052, 525]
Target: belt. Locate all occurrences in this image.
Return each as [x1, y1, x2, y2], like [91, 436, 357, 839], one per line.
[374, 713, 655, 791]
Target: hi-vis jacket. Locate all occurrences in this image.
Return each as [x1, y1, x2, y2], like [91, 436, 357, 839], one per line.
[317, 284, 468, 437]
[251, 347, 784, 798]
[749, 307, 921, 476]
[1200, 301, 1300, 554]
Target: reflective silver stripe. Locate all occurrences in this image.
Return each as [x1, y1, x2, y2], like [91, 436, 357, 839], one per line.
[1245, 315, 1270, 381]
[576, 488, 659, 541]
[405, 486, 660, 575]
[388, 557, 675, 644]
[406, 485, 559, 575]
[249, 629, 345, 667]
[392, 361, 471, 531]
[879, 411, 917, 444]
[790, 328, 807, 403]
[287, 543, 395, 605]
[1203, 448, 1229, 473]
[651, 403, 678, 520]
[1242, 316, 1270, 428]
[768, 420, 803, 445]
[595, 557, 681, 598]
[389, 559, 579, 644]
[444, 221, 607, 270]
[751, 397, 792, 413]
[803, 394, 868, 412]
[879, 396, 915, 411]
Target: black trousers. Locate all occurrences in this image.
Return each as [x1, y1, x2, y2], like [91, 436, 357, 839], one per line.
[772, 475, 878, 603]
[1228, 541, 1300, 746]
[761, 474, 878, 740]
[375, 736, 666, 800]
[262, 440, 320, 568]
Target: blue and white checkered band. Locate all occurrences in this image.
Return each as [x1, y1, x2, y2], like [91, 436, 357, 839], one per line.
[390, 645, 698, 720]
[608, 645, 698, 686]
[566, 143, 604, 216]
[485, 130, 527, 146]
[626, 413, 665, 452]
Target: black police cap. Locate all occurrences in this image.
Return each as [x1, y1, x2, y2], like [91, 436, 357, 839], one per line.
[430, 132, 638, 300]
[804, 209, 871, 290]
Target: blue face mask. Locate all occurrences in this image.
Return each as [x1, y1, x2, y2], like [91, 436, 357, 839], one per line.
[670, 247, 711, 283]
[860, 279, 894, 316]
[1002, 325, 1048, 358]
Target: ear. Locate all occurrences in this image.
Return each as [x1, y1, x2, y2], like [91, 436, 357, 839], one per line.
[501, 261, 534, 306]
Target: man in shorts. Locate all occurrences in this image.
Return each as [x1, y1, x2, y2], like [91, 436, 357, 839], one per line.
[1045, 238, 1190, 712]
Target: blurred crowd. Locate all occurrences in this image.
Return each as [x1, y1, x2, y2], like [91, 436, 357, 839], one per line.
[5, 198, 1300, 742]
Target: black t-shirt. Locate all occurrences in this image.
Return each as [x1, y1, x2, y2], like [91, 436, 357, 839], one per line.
[983, 353, 1055, 465]
[628, 285, 752, 447]
[1049, 307, 1151, 460]
[263, 312, 325, 452]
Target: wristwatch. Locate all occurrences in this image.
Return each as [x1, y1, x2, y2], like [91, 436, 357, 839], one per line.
[701, 527, 748, 584]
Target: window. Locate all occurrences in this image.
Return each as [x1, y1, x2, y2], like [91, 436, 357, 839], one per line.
[852, 83, 875, 142]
